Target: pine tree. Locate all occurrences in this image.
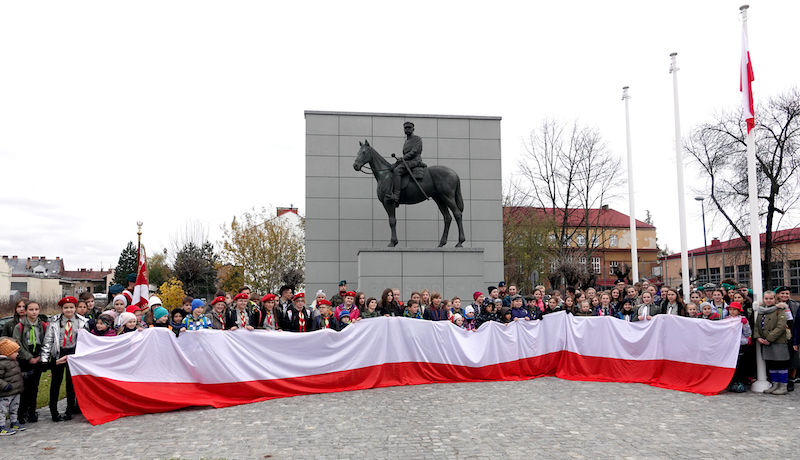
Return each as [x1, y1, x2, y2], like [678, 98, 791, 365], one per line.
[113, 241, 138, 285]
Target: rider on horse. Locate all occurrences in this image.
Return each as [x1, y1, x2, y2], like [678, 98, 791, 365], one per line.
[388, 121, 424, 206]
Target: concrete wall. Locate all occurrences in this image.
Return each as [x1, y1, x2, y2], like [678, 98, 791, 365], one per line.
[305, 111, 504, 300]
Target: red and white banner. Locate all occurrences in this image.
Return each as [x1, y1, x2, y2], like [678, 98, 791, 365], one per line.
[130, 244, 149, 310]
[70, 313, 741, 425]
[740, 20, 755, 133]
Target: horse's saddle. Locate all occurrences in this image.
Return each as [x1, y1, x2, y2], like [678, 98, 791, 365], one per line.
[400, 163, 427, 189]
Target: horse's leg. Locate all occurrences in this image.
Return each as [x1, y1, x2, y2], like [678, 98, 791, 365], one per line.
[433, 197, 452, 247]
[384, 201, 398, 247]
[440, 194, 465, 247]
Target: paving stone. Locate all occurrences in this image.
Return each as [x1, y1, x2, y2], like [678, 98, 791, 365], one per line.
[3, 378, 797, 458]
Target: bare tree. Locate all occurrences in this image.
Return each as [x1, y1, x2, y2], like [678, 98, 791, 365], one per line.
[685, 88, 800, 290]
[511, 118, 623, 290]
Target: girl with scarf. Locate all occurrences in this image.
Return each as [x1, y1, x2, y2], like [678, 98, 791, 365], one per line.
[755, 291, 790, 395]
[11, 301, 47, 424]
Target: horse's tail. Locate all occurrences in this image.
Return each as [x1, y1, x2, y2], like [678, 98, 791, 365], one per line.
[455, 179, 464, 212]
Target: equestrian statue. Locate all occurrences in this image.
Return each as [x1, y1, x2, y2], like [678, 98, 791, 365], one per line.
[353, 122, 466, 248]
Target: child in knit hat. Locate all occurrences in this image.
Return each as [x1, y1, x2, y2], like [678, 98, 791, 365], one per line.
[0, 338, 24, 435]
[117, 313, 139, 335]
[463, 306, 477, 331]
[89, 314, 117, 337]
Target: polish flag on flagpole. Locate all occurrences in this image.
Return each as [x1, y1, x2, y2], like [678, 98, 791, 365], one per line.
[740, 18, 755, 133]
[131, 244, 149, 309]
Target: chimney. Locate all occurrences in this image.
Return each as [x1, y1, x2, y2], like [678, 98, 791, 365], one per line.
[12, 255, 17, 260]
[89, 268, 93, 272]
[711, 238, 721, 247]
[80, 268, 86, 272]
[56, 257, 60, 261]
[2, 256, 6, 259]
[601, 204, 609, 212]
[26, 258, 31, 270]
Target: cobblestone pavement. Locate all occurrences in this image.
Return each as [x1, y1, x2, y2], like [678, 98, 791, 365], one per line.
[3, 378, 798, 459]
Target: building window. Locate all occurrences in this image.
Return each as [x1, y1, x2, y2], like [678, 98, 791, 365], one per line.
[591, 235, 599, 247]
[549, 234, 557, 243]
[609, 261, 619, 275]
[87, 286, 92, 293]
[578, 257, 587, 267]
[770, 262, 785, 287]
[724, 266, 735, 280]
[592, 257, 601, 274]
[709, 267, 721, 286]
[550, 259, 557, 272]
[790, 260, 800, 294]
[576, 235, 586, 247]
[78, 286, 84, 294]
[609, 235, 618, 248]
[737, 264, 750, 285]
[697, 268, 708, 284]
[562, 235, 571, 247]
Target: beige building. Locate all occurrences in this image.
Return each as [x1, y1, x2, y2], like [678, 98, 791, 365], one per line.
[663, 228, 800, 299]
[0, 259, 11, 301]
[505, 206, 660, 289]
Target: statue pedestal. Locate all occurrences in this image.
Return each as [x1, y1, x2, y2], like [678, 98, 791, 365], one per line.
[357, 247, 485, 299]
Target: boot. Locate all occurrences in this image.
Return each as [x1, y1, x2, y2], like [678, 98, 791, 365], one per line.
[788, 380, 795, 392]
[27, 410, 38, 423]
[772, 382, 789, 395]
[763, 382, 778, 394]
[17, 413, 26, 425]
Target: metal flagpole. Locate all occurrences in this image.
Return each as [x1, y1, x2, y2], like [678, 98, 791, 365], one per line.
[622, 87, 639, 284]
[670, 53, 691, 298]
[740, 4, 768, 393]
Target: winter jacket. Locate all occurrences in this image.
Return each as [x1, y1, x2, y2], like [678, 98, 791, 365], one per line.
[41, 314, 89, 363]
[510, 306, 531, 321]
[224, 308, 257, 330]
[463, 316, 477, 331]
[11, 318, 48, 361]
[207, 310, 229, 330]
[754, 307, 788, 344]
[637, 302, 660, 320]
[616, 309, 639, 322]
[0, 355, 23, 398]
[1, 314, 21, 338]
[700, 312, 721, 321]
[361, 308, 381, 319]
[314, 314, 338, 331]
[476, 311, 498, 329]
[424, 306, 448, 321]
[334, 304, 360, 322]
[283, 306, 315, 332]
[403, 309, 423, 319]
[595, 305, 618, 317]
[182, 315, 212, 331]
[574, 310, 594, 317]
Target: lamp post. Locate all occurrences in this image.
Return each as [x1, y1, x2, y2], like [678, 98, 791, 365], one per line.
[695, 197, 711, 285]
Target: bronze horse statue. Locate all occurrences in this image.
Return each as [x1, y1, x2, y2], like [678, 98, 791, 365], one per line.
[354, 140, 466, 247]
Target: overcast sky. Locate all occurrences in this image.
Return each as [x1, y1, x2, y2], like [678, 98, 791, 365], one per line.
[1, 1, 797, 271]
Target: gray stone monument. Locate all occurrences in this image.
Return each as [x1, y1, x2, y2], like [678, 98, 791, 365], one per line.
[305, 111, 503, 301]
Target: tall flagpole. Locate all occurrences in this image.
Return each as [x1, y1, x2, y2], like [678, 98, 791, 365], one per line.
[740, 4, 768, 393]
[622, 87, 639, 283]
[670, 53, 691, 298]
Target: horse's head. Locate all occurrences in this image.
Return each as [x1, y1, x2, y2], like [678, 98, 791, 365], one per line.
[353, 139, 371, 171]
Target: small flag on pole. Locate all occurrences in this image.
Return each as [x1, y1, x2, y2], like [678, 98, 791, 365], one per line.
[131, 244, 149, 310]
[740, 20, 755, 133]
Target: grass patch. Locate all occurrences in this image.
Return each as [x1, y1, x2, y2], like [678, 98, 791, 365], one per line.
[36, 369, 67, 409]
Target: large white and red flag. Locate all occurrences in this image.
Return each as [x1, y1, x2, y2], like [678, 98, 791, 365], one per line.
[740, 20, 755, 133]
[70, 313, 742, 425]
[130, 244, 149, 309]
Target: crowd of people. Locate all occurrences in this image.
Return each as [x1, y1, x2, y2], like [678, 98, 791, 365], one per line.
[0, 277, 798, 435]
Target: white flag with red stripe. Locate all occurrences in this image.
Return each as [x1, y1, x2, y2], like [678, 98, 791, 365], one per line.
[740, 21, 755, 133]
[131, 244, 149, 309]
[70, 313, 741, 425]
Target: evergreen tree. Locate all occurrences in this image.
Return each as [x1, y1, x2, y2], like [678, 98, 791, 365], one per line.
[113, 241, 138, 285]
[174, 241, 218, 298]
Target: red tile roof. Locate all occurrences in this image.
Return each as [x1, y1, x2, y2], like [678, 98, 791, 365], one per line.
[61, 269, 112, 281]
[665, 227, 800, 259]
[504, 206, 655, 229]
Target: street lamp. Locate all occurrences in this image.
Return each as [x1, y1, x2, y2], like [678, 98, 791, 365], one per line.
[695, 197, 711, 285]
